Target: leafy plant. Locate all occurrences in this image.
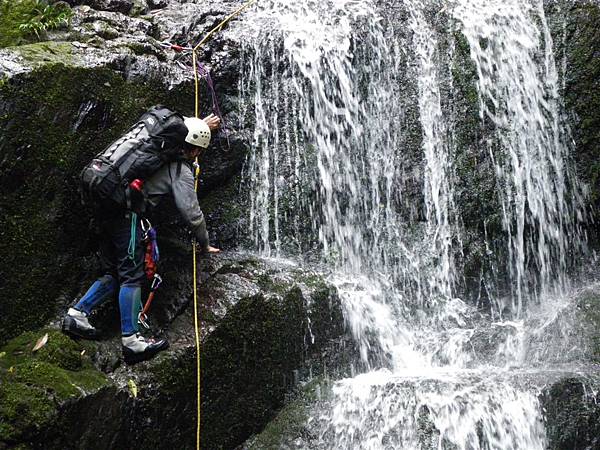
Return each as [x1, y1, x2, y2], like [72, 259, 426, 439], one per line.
[0, 0, 73, 47]
[18, 1, 72, 38]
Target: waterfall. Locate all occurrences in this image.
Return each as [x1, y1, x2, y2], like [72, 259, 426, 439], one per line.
[238, 0, 587, 447]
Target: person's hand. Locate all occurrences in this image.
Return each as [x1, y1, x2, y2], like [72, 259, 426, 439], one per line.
[202, 114, 221, 131]
[207, 245, 221, 254]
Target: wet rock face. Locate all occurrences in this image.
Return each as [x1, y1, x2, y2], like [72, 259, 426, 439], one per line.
[147, 0, 168, 9]
[574, 285, 600, 363]
[0, 255, 347, 450]
[0, 63, 192, 345]
[159, 257, 346, 450]
[0, 0, 252, 345]
[541, 377, 600, 450]
[545, 1, 600, 245]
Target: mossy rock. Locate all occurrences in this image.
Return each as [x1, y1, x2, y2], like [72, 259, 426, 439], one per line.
[202, 289, 307, 449]
[0, 329, 108, 445]
[0, 328, 94, 371]
[0, 381, 55, 444]
[133, 289, 307, 450]
[14, 41, 74, 66]
[545, 2, 600, 245]
[200, 174, 247, 249]
[246, 378, 331, 450]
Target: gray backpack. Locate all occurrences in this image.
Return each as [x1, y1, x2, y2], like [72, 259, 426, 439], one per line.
[81, 105, 187, 212]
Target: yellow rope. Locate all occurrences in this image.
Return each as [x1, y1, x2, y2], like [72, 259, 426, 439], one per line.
[191, 2, 257, 449]
[192, 238, 201, 450]
[192, 45, 201, 450]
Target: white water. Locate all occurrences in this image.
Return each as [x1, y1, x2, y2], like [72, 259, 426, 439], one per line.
[238, 0, 587, 448]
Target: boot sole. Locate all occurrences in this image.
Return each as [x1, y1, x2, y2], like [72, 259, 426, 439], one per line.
[123, 340, 169, 365]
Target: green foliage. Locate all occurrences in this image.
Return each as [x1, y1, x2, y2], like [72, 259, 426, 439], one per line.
[0, 0, 72, 47]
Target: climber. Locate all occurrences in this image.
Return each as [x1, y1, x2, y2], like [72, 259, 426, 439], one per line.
[62, 108, 221, 365]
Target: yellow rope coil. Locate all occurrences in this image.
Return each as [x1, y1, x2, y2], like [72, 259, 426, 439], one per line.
[191, 2, 258, 448]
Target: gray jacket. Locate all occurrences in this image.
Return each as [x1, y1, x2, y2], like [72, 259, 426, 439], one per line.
[143, 160, 209, 250]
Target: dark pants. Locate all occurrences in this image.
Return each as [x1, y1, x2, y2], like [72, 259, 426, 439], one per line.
[75, 212, 145, 335]
[98, 213, 145, 286]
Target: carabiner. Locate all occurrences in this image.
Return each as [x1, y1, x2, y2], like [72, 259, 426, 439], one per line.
[151, 273, 163, 291]
[141, 218, 152, 233]
[138, 312, 150, 329]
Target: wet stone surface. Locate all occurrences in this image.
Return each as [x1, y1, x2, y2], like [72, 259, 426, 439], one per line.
[0, 253, 348, 450]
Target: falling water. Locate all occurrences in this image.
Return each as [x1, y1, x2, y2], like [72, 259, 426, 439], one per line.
[408, 0, 459, 301]
[238, 0, 587, 447]
[452, 0, 584, 317]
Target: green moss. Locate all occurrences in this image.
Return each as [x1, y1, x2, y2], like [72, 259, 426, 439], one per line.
[124, 42, 165, 60]
[93, 22, 119, 40]
[255, 273, 290, 295]
[0, 329, 108, 444]
[0, 381, 55, 442]
[11, 359, 107, 397]
[292, 270, 329, 290]
[129, 0, 147, 17]
[0, 329, 96, 370]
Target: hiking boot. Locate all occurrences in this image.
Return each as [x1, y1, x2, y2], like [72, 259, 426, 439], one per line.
[122, 333, 169, 365]
[62, 308, 101, 340]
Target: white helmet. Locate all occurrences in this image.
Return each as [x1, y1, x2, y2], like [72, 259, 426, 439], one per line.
[183, 116, 211, 148]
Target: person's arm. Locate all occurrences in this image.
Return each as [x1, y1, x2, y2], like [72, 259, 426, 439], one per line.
[170, 162, 220, 253]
